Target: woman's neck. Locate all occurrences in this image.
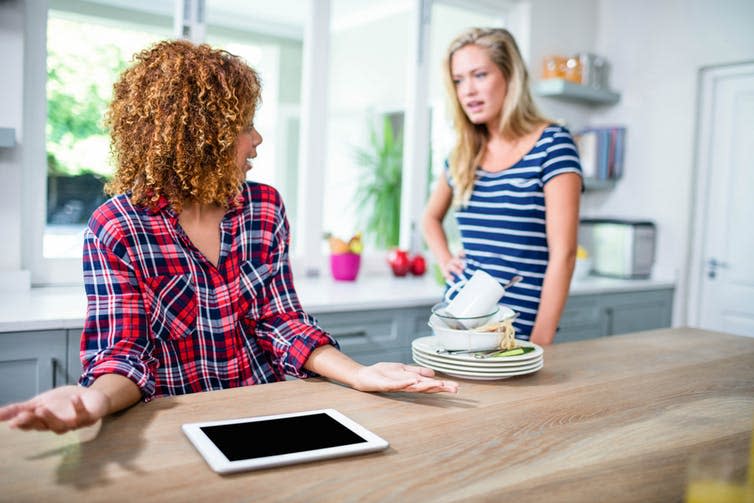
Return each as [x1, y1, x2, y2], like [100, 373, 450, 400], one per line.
[180, 201, 226, 224]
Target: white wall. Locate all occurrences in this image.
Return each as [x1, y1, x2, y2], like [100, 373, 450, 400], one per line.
[527, 0, 599, 131]
[524, 0, 754, 327]
[0, 0, 28, 288]
[584, 0, 754, 326]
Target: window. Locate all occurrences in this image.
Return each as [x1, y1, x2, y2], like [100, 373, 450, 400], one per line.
[322, 0, 411, 252]
[28, 0, 519, 285]
[45, 10, 168, 259]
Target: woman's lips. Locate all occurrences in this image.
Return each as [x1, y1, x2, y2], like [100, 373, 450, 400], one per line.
[465, 100, 484, 114]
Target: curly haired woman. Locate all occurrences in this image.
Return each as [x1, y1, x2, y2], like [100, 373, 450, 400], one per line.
[1, 40, 457, 434]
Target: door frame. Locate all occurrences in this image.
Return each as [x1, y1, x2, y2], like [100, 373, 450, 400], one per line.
[686, 61, 754, 326]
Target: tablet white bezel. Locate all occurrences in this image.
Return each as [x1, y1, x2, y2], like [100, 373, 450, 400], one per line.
[182, 408, 389, 474]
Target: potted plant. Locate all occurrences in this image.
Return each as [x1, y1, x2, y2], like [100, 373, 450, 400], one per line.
[352, 116, 402, 249]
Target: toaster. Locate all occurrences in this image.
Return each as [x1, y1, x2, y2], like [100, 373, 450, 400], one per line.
[578, 219, 656, 278]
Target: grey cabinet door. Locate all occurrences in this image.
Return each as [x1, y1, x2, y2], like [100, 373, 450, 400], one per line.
[67, 328, 84, 385]
[557, 296, 609, 343]
[605, 290, 674, 335]
[557, 288, 674, 342]
[315, 305, 434, 365]
[0, 330, 67, 405]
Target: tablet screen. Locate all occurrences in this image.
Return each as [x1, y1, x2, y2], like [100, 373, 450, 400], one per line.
[200, 412, 368, 461]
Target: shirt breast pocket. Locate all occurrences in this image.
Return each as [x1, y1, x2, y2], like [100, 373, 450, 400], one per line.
[143, 274, 198, 341]
[238, 260, 272, 318]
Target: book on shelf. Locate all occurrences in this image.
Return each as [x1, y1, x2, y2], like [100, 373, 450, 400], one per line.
[574, 126, 626, 182]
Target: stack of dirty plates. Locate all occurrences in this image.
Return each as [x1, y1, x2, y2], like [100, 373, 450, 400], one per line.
[411, 336, 544, 380]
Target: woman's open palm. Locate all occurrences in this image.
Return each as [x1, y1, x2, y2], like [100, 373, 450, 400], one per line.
[0, 385, 109, 434]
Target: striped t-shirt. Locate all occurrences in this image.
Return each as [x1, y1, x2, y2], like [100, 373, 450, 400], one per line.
[443, 124, 582, 340]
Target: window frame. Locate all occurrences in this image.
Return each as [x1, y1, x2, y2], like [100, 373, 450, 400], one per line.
[24, 0, 523, 286]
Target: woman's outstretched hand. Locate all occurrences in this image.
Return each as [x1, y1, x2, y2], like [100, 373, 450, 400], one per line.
[351, 362, 459, 394]
[0, 385, 109, 434]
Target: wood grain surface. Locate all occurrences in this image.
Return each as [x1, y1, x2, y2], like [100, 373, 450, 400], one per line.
[1, 328, 752, 502]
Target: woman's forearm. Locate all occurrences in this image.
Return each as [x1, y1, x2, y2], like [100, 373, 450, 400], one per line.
[422, 213, 453, 266]
[303, 345, 363, 388]
[90, 373, 142, 415]
[530, 250, 576, 345]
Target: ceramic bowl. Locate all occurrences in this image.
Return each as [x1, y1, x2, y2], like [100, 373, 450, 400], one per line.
[428, 305, 517, 351]
[430, 302, 498, 330]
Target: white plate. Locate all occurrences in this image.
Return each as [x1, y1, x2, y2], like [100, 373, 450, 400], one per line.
[412, 352, 543, 374]
[412, 349, 543, 370]
[412, 353, 544, 380]
[411, 336, 543, 364]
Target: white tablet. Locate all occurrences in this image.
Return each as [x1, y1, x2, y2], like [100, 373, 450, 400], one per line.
[182, 408, 389, 474]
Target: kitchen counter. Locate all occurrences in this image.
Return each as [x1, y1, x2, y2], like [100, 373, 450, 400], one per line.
[1, 328, 751, 502]
[0, 274, 675, 332]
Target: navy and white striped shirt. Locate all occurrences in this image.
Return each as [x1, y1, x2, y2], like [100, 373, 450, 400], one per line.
[444, 124, 582, 340]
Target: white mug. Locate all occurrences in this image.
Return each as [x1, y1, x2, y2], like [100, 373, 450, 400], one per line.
[446, 269, 504, 321]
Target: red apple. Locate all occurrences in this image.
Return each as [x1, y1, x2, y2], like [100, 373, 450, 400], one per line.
[387, 249, 410, 276]
[409, 254, 426, 276]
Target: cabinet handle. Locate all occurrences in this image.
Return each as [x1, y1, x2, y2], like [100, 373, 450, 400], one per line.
[605, 308, 614, 336]
[51, 358, 58, 388]
[334, 330, 369, 340]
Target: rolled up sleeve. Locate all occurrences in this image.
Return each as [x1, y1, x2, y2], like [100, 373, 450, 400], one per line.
[255, 205, 338, 378]
[79, 224, 158, 400]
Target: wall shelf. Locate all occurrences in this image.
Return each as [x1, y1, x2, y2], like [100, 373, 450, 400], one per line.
[534, 79, 620, 105]
[0, 128, 16, 148]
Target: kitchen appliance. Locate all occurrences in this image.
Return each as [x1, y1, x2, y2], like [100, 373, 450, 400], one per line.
[579, 218, 656, 278]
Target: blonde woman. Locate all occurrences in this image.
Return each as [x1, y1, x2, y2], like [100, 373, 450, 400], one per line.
[423, 28, 582, 345]
[1, 40, 456, 434]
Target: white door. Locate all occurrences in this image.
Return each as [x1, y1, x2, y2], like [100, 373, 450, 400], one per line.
[689, 62, 754, 337]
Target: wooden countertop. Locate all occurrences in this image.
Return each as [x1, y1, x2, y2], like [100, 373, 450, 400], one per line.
[1, 328, 751, 502]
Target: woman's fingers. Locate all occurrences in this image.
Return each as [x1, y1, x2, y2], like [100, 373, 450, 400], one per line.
[0, 403, 26, 421]
[36, 406, 70, 434]
[10, 410, 46, 431]
[401, 364, 436, 377]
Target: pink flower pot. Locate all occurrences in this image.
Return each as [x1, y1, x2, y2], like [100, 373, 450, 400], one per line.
[330, 252, 361, 281]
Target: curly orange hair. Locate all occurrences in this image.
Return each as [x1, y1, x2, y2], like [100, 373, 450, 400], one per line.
[105, 39, 261, 212]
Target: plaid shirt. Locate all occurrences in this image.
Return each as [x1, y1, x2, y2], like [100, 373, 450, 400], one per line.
[79, 182, 337, 400]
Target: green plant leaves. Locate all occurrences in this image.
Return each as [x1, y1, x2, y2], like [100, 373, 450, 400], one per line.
[352, 116, 403, 249]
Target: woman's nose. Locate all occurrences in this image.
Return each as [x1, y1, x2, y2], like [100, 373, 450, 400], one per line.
[253, 128, 263, 147]
[460, 80, 476, 97]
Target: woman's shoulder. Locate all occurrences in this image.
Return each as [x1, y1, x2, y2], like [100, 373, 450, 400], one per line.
[541, 123, 574, 140]
[239, 181, 289, 225]
[87, 194, 139, 231]
[540, 122, 573, 143]
[240, 181, 285, 211]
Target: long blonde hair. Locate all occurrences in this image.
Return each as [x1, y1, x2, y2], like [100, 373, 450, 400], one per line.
[444, 28, 549, 206]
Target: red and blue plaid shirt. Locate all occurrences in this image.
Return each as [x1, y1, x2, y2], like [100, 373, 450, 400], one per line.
[79, 182, 337, 400]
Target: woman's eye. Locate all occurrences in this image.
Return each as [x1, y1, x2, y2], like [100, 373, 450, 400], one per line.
[475, 72, 487, 79]
[452, 78, 461, 86]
